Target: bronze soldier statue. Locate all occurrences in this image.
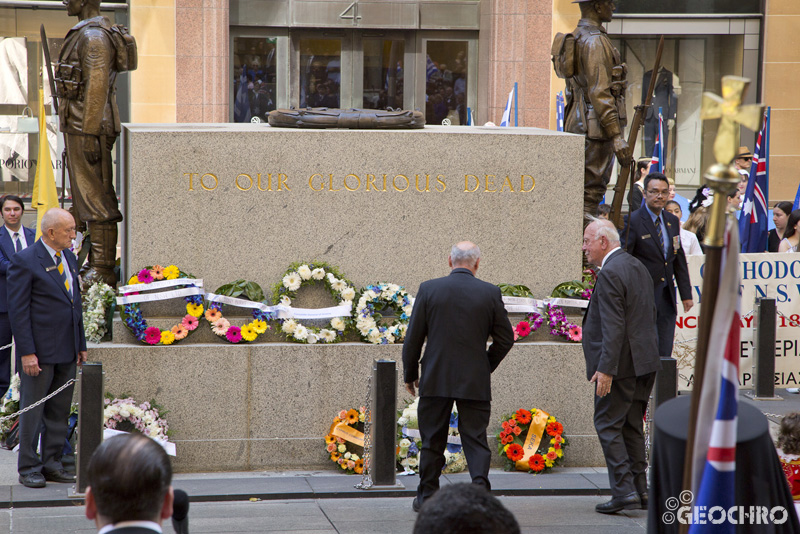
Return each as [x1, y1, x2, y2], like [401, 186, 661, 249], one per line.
[552, 0, 630, 221]
[55, 0, 136, 289]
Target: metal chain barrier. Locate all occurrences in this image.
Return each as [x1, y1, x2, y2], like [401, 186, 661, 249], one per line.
[0, 378, 76, 424]
[0, 342, 11, 351]
[355, 373, 373, 490]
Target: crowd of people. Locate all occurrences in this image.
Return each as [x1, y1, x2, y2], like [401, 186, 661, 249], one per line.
[425, 52, 468, 126]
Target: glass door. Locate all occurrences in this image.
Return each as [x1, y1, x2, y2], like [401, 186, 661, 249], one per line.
[417, 32, 478, 126]
[355, 32, 414, 111]
[230, 27, 289, 122]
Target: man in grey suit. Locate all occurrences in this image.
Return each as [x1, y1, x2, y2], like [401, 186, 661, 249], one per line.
[581, 218, 660, 514]
[403, 241, 514, 512]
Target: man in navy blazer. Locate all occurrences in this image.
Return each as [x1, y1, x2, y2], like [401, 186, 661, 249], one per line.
[8, 207, 87, 488]
[0, 195, 35, 397]
[621, 172, 693, 358]
[582, 218, 660, 514]
[402, 241, 514, 511]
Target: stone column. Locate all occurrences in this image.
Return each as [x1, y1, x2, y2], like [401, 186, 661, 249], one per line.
[176, 0, 229, 122]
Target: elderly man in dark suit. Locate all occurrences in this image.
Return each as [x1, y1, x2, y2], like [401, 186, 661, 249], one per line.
[582, 218, 660, 514]
[403, 241, 514, 512]
[8, 207, 87, 488]
[621, 172, 692, 358]
[85, 433, 175, 533]
[0, 195, 35, 397]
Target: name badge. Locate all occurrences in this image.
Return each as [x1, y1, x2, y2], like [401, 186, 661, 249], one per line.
[673, 235, 681, 251]
[641, 234, 651, 240]
[45, 265, 58, 272]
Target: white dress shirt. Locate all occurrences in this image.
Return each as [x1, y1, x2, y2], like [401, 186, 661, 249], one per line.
[5, 225, 28, 250]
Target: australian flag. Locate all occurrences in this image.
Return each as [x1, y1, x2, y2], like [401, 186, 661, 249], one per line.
[739, 108, 770, 253]
[649, 108, 664, 174]
[556, 91, 565, 132]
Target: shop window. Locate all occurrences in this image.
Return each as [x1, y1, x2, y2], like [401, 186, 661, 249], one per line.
[233, 36, 278, 122]
[362, 39, 404, 110]
[299, 38, 342, 109]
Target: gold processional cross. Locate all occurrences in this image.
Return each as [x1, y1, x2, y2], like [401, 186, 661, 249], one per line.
[699, 75, 764, 165]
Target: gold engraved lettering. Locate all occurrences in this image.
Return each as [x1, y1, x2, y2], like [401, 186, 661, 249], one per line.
[184, 172, 197, 191]
[393, 174, 409, 192]
[435, 174, 446, 192]
[382, 174, 388, 192]
[328, 173, 341, 192]
[344, 174, 361, 192]
[366, 174, 378, 191]
[257, 173, 273, 191]
[235, 173, 253, 191]
[200, 173, 218, 191]
[309, 174, 324, 192]
[415, 174, 430, 192]
[464, 174, 480, 193]
[278, 173, 291, 191]
[484, 174, 497, 193]
[520, 175, 535, 193]
[500, 175, 515, 193]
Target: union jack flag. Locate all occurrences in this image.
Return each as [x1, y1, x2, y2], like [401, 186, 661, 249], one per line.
[739, 108, 770, 253]
[649, 108, 664, 174]
[556, 91, 565, 132]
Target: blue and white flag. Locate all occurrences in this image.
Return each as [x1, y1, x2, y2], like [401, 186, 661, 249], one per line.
[689, 220, 740, 534]
[425, 55, 439, 82]
[500, 86, 515, 127]
[740, 108, 770, 253]
[649, 109, 664, 174]
[233, 68, 251, 123]
[556, 91, 565, 132]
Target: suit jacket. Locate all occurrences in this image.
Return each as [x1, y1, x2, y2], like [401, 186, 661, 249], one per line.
[621, 205, 691, 311]
[7, 240, 86, 365]
[0, 225, 35, 313]
[402, 268, 514, 401]
[582, 249, 660, 380]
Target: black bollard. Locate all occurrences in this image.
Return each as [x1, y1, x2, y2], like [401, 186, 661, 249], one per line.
[370, 359, 399, 488]
[749, 298, 780, 400]
[654, 357, 677, 407]
[73, 362, 104, 495]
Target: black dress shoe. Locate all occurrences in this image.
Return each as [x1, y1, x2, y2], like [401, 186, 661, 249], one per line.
[18, 473, 46, 488]
[412, 497, 421, 513]
[595, 491, 641, 514]
[640, 492, 648, 509]
[43, 469, 75, 483]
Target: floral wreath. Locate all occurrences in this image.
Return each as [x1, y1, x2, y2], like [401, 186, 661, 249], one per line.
[513, 304, 581, 343]
[103, 393, 171, 440]
[397, 397, 466, 474]
[272, 262, 356, 344]
[355, 283, 413, 344]
[324, 407, 366, 474]
[206, 279, 272, 343]
[497, 408, 568, 474]
[120, 265, 204, 345]
[83, 281, 116, 343]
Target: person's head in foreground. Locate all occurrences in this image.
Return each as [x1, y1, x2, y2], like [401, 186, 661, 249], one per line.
[778, 412, 800, 455]
[413, 483, 521, 534]
[85, 433, 174, 530]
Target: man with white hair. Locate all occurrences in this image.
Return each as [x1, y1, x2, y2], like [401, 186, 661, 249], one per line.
[403, 241, 514, 512]
[581, 218, 660, 514]
[7, 207, 87, 488]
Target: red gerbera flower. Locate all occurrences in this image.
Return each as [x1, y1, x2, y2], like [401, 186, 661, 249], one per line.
[144, 326, 161, 345]
[515, 409, 532, 424]
[546, 422, 564, 437]
[514, 320, 531, 338]
[529, 454, 545, 472]
[506, 443, 524, 462]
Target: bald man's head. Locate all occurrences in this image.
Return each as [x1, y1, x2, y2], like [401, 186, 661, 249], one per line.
[449, 241, 481, 273]
[40, 208, 76, 252]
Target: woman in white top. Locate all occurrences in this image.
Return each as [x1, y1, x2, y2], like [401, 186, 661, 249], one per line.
[779, 209, 800, 253]
[665, 201, 703, 256]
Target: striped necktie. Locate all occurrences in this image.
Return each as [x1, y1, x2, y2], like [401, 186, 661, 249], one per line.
[654, 217, 666, 258]
[13, 232, 21, 253]
[55, 251, 71, 299]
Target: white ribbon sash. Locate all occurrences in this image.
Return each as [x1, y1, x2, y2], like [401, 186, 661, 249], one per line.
[544, 297, 589, 309]
[502, 296, 546, 313]
[273, 304, 353, 320]
[118, 278, 203, 294]
[116, 286, 204, 305]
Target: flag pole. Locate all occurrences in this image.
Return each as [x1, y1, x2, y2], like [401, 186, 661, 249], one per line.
[514, 82, 518, 127]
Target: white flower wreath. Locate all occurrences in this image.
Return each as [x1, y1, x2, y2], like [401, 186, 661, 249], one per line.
[272, 261, 356, 344]
[355, 283, 413, 344]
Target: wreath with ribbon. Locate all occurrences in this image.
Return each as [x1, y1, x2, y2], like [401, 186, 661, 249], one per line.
[324, 407, 366, 474]
[497, 408, 568, 474]
[104, 393, 171, 440]
[397, 397, 467, 474]
[355, 283, 413, 344]
[118, 265, 203, 345]
[272, 262, 356, 344]
[205, 280, 273, 343]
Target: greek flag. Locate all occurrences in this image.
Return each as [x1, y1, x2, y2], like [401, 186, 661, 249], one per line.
[649, 108, 664, 174]
[426, 55, 439, 81]
[689, 220, 740, 534]
[739, 108, 770, 253]
[556, 91, 565, 132]
[500, 86, 515, 127]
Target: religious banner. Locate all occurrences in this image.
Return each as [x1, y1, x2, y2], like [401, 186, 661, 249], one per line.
[675, 253, 800, 389]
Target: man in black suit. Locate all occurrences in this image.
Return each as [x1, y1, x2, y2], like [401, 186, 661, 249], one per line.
[0, 195, 35, 397]
[403, 241, 514, 511]
[621, 172, 692, 358]
[85, 433, 175, 533]
[582, 218, 660, 513]
[7, 207, 87, 488]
